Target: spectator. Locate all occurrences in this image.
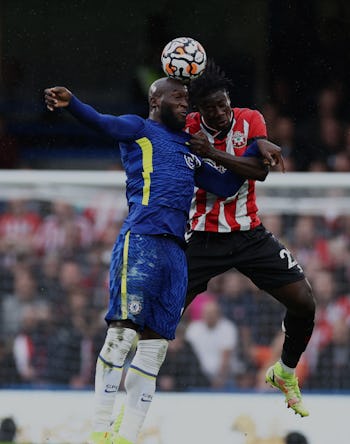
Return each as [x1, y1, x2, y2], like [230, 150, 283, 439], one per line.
[185, 274, 223, 322]
[285, 431, 309, 444]
[304, 269, 337, 376]
[158, 323, 209, 391]
[217, 271, 259, 388]
[287, 215, 330, 274]
[1, 268, 46, 338]
[307, 316, 350, 389]
[13, 303, 83, 387]
[241, 285, 284, 372]
[0, 339, 20, 387]
[0, 198, 41, 260]
[36, 253, 63, 306]
[185, 300, 238, 389]
[34, 200, 93, 257]
[272, 115, 299, 172]
[0, 417, 17, 443]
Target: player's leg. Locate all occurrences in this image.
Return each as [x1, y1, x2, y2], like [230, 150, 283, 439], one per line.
[265, 279, 314, 417]
[89, 232, 139, 443]
[90, 321, 138, 444]
[113, 235, 186, 444]
[269, 278, 315, 370]
[234, 224, 315, 416]
[113, 328, 168, 444]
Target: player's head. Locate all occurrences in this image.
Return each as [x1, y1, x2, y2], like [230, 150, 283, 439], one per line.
[285, 432, 309, 444]
[189, 59, 233, 131]
[148, 77, 188, 131]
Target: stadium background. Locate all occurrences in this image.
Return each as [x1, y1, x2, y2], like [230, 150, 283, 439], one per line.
[1, 1, 350, 443]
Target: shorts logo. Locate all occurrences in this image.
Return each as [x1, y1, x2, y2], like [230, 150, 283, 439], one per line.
[128, 300, 143, 315]
[105, 384, 117, 393]
[184, 153, 201, 170]
[141, 393, 153, 402]
[232, 131, 246, 148]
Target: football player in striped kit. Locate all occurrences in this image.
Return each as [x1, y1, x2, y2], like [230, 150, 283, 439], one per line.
[44, 77, 280, 444]
[185, 61, 315, 417]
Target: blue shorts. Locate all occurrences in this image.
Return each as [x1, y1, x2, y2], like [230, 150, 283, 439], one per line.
[105, 231, 187, 340]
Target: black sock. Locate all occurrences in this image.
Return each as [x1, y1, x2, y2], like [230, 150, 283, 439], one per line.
[281, 311, 314, 368]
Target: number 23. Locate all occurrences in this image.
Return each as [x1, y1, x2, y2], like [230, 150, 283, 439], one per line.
[279, 248, 303, 272]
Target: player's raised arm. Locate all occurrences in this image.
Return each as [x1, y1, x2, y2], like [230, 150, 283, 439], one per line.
[44, 86, 143, 141]
[44, 86, 72, 110]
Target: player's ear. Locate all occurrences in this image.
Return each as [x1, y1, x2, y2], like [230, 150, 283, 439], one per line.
[149, 96, 159, 110]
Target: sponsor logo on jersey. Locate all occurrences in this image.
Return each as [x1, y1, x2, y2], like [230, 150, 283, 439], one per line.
[232, 131, 247, 148]
[128, 300, 143, 315]
[203, 158, 227, 173]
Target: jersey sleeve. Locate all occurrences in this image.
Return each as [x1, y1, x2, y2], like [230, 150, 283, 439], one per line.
[67, 95, 144, 141]
[248, 110, 268, 140]
[194, 140, 261, 197]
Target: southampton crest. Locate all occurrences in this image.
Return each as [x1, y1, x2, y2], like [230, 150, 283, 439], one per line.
[232, 131, 246, 148]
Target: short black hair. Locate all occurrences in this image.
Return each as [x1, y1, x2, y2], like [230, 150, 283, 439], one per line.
[189, 59, 233, 108]
[285, 431, 309, 444]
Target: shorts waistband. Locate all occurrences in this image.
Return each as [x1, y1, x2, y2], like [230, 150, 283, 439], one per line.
[154, 233, 187, 250]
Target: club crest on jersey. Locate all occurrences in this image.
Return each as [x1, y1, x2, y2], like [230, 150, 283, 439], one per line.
[232, 131, 247, 148]
[184, 153, 201, 170]
[128, 299, 143, 315]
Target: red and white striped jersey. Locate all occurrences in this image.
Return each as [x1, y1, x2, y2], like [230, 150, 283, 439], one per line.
[186, 108, 267, 232]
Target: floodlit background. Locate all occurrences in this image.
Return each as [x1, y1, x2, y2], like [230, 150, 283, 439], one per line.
[1, 1, 350, 443]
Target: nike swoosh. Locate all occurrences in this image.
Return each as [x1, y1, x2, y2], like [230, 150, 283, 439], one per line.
[141, 397, 152, 402]
[105, 389, 117, 393]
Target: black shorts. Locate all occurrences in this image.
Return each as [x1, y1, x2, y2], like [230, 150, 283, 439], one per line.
[186, 224, 305, 295]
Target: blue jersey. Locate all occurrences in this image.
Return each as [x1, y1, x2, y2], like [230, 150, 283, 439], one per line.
[68, 96, 260, 242]
[67, 96, 262, 337]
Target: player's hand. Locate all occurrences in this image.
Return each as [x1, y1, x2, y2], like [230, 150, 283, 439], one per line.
[188, 131, 215, 157]
[257, 139, 285, 173]
[44, 86, 72, 111]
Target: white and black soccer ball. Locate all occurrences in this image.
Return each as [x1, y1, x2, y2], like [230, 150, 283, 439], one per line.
[161, 37, 207, 82]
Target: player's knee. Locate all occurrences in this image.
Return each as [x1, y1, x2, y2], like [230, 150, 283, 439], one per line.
[132, 339, 169, 375]
[100, 327, 137, 366]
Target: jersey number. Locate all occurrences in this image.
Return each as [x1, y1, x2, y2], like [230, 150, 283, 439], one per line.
[279, 248, 303, 272]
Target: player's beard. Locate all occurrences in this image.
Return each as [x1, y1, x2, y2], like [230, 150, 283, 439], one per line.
[160, 104, 185, 131]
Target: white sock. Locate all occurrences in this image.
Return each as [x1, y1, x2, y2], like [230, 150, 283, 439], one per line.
[117, 339, 168, 443]
[279, 358, 295, 374]
[93, 327, 137, 432]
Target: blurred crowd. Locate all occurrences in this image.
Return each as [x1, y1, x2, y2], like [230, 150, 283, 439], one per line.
[0, 196, 349, 392]
[264, 81, 350, 173]
[2, 79, 350, 172]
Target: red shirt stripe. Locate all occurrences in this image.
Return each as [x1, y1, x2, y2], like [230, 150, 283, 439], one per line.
[186, 107, 267, 232]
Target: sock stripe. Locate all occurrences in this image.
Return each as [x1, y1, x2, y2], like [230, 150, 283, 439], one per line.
[129, 364, 156, 379]
[98, 354, 124, 370]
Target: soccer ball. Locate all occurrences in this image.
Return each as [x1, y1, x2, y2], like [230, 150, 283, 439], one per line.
[161, 37, 207, 82]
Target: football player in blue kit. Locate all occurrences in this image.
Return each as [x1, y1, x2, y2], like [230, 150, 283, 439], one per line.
[44, 78, 282, 444]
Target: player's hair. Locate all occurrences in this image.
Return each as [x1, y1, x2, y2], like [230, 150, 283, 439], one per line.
[189, 59, 233, 108]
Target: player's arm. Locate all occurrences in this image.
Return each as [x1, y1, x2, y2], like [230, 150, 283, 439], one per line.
[189, 131, 285, 180]
[194, 140, 272, 196]
[194, 156, 245, 197]
[44, 86, 143, 140]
